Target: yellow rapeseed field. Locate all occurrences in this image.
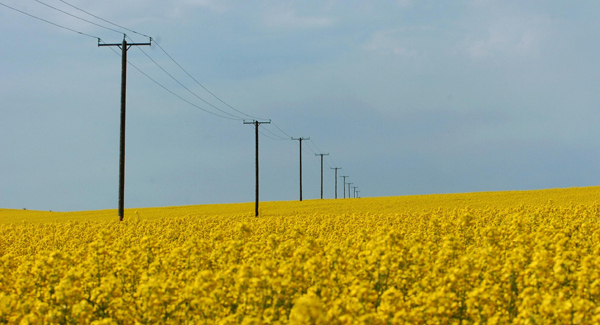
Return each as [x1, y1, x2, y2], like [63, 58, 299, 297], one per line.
[2, 187, 600, 324]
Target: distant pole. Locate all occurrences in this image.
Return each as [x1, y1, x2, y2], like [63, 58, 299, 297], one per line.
[291, 137, 309, 201]
[347, 182, 353, 199]
[352, 186, 358, 198]
[315, 153, 329, 199]
[99, 35, 151, 221]
[330, 167, 341, 199]
[340, 176, 349, 199]
[356, 190, 361, 198]
[243, 119, 271, 216]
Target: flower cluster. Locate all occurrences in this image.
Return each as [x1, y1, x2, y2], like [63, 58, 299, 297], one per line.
[2, 187, 600, 324]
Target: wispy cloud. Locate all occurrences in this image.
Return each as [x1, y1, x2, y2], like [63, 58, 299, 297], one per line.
[363, 27, 435, 57]
[182, 0, 230, 13]
[461, 16, 549, 59]
[263, 7, 336, 29]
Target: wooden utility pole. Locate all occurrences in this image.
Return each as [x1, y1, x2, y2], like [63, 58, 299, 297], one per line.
[243, 120, 271, 216]
[330, 167, 341, 199]
[291, 137, 309, 201]
[352, 186, 358, 198]
[99, 35, 151, 221]
[315, 153, 329, 199]
[347, 182, 353, 199]
[340, 176, 349, 199]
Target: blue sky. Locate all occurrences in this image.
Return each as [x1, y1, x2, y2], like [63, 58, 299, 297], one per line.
[1, 0, 600, 211]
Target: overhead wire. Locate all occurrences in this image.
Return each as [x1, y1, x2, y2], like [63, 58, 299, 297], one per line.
[259, 129, 285, 141]
[0, 1, 100, 39]
[127, 36, 244, 121]
[99, 40, 240, 120]
[152, 40, 268, 121]
[4, 0, 358, 193]
[243, 124, 286, 141]
[58, 0, 151, 38]
[31, 0, 263, 122]
[32, 0, 123, 35]
[11, 0, 243, 121]
[270, 121, 295, 139]
[57, 0, 264, 121]
[261, 126, 289, 140]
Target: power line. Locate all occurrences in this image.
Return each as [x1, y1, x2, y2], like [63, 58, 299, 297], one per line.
[152, 40, 266, 121]
[25, 2, 243, 122]
[58, 0, 151, 38]
[32, 0, 123, 35]
[100, 40, 240, 120]
[271, 121, 293, 139]
[0, 1, 100, 39]
[43, 0, 263, 121]
[308, 140, 333, 168]
[303, 141, 318, 155]
[255, 127, 285, 141]
[129, 37, 244, 121]
[261, 126, 288, 140]
[3, 1, 363, 204]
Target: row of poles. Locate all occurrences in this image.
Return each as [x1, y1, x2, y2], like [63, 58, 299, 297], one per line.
[101, 35, 360, 220]
[242, 120, 361, 217]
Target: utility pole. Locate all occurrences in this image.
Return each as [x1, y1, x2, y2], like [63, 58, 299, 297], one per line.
[356, 190, 361, 198]
[291, 137, 309, 201]
[315, 153, 329, 199]
[340, 176, 349, 199]
[243, 120, 271, 217]
[99, 35, 151, 222]
[353, 186, 358, 198]
[330, 167, 341, 199]
[347, 182, 353, 199]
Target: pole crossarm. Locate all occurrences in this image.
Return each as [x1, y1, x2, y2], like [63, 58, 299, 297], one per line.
[243, 119, 271, 125]
[291, 137, 310, 201]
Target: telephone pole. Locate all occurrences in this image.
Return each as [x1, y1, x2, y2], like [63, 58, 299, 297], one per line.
[243, 120, 271, 216]
[315, 153, 329, 199]
[291, 137, 309, 201]
[352, 186, 358, 198]
[99, 35, 151, 221]
[340, 176, 349, 199]
[347, 182, 353, 199]
[356, 190, 361, 198]
[330, 167, 341, 199]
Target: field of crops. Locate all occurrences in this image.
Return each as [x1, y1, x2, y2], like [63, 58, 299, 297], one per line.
[2, 187, 600, 324]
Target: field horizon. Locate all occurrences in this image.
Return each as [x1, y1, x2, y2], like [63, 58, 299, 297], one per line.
[1, 185, 599, 224]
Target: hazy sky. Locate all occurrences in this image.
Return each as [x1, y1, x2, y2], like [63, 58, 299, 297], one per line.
[1, 0, 600, 211]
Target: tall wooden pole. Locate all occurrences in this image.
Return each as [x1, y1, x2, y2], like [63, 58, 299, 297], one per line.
[292, 137, 309, 201]
[340, 176, 348, 199]
[99, 35, 151, 221]
[315, 153, 329, 199]
[331, 167, 341, 199]
[244, 120, 271, 216]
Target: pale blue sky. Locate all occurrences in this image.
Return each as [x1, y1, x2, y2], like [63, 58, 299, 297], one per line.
[1, 0, 600, 211]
